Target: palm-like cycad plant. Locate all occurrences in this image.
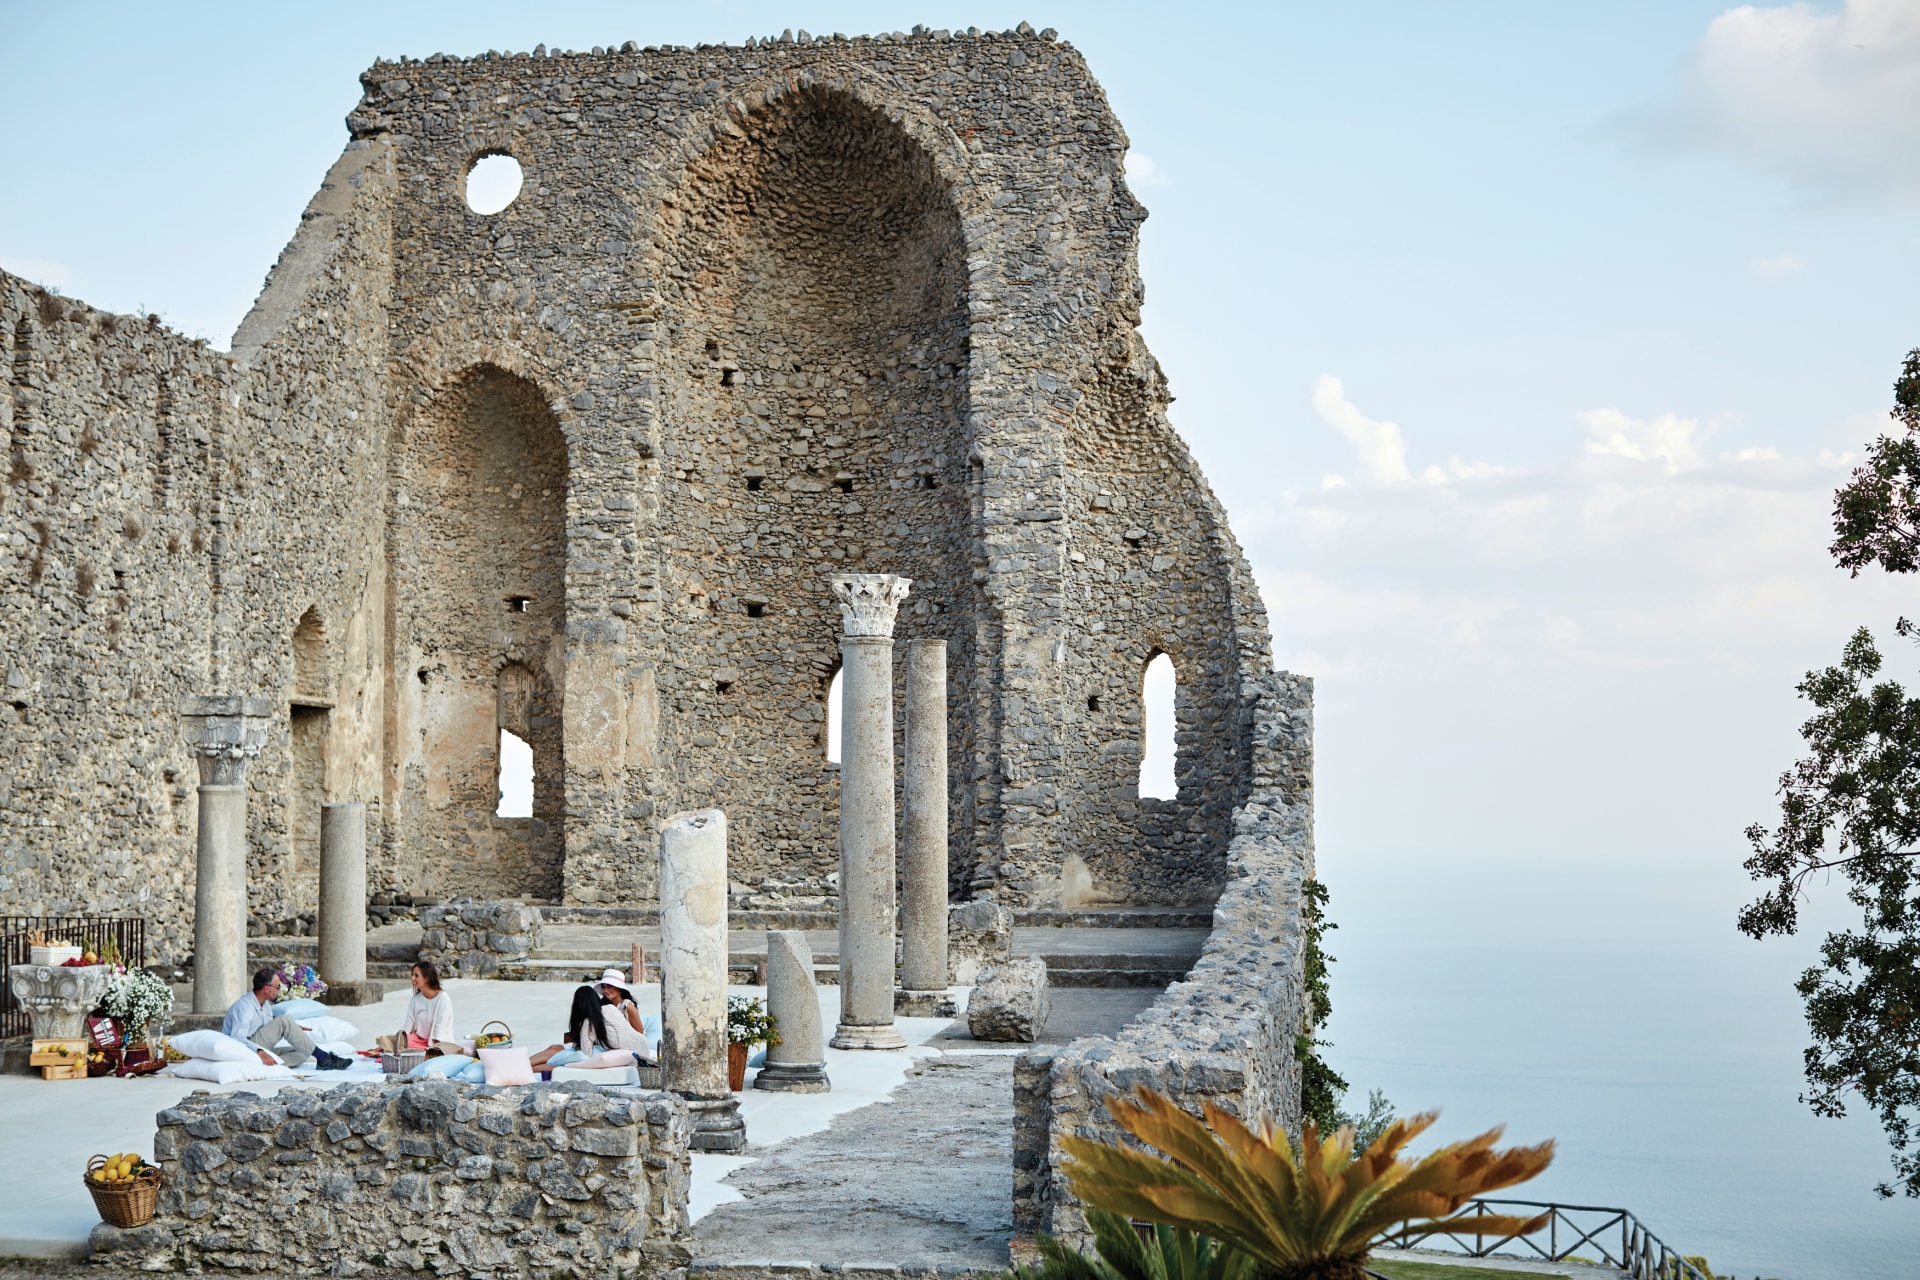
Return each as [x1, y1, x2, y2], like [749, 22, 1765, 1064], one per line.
[1010, 1207, 1253, 1280]
[1061, 1088, 1555, 1280]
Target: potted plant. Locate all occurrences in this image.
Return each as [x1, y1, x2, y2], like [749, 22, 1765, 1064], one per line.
[725, 995, 780, 1091]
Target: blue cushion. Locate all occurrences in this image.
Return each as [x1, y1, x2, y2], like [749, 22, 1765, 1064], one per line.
[275, 998, 329, 1019]
[455, 1058, 487, 1083]
[408, 1054, 478, 1078]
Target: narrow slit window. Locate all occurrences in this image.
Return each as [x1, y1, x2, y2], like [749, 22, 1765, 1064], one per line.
[497, 729, 534, 817]
[826, 667, 843, 765]
[1139, 653, 1177, 800]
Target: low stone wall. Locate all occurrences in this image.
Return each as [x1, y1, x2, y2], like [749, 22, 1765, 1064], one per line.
[418, 902, 542, 978]
[102, 1079, 691, 1277]
[1013, 671, 1314, 1246]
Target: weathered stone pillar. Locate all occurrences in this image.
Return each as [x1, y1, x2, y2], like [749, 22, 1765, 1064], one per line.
[898, 638, 949, 1013]
[318, 802, 376, 1003]
[829, 573, 911, 1051]
[181, 696, 272, 1015]
[659, 808, 745, 1152]
[755, 929, 829, 1093]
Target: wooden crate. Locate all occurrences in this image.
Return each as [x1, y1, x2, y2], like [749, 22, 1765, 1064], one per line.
[41, 1062, 83, 1081]
[30, 1038, 88, 1067]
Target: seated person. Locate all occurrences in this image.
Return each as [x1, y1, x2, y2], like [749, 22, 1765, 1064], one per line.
[222, 968, 348, 1070]
[529, 985, 620, 1069]
[595, 967, 659, 1064]
[376, 960, 461, 1056]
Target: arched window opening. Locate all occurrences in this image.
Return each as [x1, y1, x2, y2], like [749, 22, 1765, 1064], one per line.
[497, 729, 534, 818]
[1139, 652, 1177, 800]
[826, 667, 844, 765]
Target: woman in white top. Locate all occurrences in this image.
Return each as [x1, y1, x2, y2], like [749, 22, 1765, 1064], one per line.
[529, 985, 615, 1068]
[396, 960, 455, 1052]
[596, 968, 657, 1063]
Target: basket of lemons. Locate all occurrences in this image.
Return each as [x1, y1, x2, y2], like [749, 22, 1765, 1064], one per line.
[85, 1152, 162, 1228]
[473, 1020, 513, 1050]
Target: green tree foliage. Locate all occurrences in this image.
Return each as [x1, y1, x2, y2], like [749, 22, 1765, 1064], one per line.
[1744, 348, 1920, 1197]
[1295, 879, 1348, 1132]
[1830, 349, 1920, 576]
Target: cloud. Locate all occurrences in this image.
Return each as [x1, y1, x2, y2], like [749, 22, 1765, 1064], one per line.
[1243, 383, 1906, 690]
[1125, 152, 1168, 187]
[1313, 375, 1411, 485]
[1634, 1, 1920, 204]
[1752, 252, 1806, 278]
[1578, 408, 1708, 474]
[1314, 376, 1512, 489]
[0, 256, 75, 291]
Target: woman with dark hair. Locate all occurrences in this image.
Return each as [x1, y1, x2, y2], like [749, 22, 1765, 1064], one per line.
[376, 961, 457, 1056]
[530, 985, 615, 1069]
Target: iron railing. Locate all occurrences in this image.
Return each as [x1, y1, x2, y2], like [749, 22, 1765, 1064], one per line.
[1381, 1198, 1711, 1279]
[0, 915, 147, 1037]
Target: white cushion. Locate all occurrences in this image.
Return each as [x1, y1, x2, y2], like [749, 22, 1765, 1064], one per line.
[170, 1030, 260, 1063]
[170, 1058, 295, 1084]
[551, 1063, 640, 1085]
[295, 1015, 360, 1043]
[478, 1046, 535, 1086]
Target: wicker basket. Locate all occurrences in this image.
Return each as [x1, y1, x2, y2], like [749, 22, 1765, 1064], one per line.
[84, 1155, 161, 1229]
[473, 1020, 513, 1050]
[381, 1049, 426, 1075]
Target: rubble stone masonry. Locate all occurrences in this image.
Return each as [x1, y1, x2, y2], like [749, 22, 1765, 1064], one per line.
[0, 25, 1301, 968]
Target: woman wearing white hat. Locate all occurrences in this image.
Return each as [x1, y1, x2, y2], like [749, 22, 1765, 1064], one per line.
[596, 968, 659, 1063]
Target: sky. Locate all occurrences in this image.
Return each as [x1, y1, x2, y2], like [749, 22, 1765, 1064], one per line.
[3, 0, 1917, 878]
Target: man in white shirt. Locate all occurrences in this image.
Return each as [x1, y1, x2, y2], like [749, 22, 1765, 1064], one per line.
[222, 968, 345, 1069]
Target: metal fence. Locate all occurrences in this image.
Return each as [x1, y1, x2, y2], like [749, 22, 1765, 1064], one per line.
[1379, 1198, 1711, 1280]
[0, 916, 147, 1038]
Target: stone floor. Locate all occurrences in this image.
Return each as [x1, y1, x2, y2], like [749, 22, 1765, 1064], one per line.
[0, 980, 1149, 1268]
[695, 1052, 1019, 1270]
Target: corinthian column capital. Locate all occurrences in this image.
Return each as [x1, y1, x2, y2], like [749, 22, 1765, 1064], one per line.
[830, 573, 912, 638]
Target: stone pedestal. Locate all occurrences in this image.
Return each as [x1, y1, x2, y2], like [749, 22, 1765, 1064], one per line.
[659, 808, 744, 1152]
[829, 573, 911, 1052]
[899, 637, 949, 1007]
[755, 930, 829, 1093]
[318, 801, 367, 985]
[180, 696, 273, 1015]
[7, 963, 110, 1039]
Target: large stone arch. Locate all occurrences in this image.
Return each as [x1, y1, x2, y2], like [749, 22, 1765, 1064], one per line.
[646, 83, 983, 895]
[387, 362, 569, 899]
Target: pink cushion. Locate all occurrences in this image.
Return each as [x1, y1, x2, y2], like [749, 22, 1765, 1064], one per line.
[573, 1050, 637, 1071]
[477, 1045, 535, 1086]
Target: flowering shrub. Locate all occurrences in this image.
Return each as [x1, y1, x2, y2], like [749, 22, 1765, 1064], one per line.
[99, 968, 173, 1040]
[726, 994, 781, 1047]
[275, 964, 328, 1001]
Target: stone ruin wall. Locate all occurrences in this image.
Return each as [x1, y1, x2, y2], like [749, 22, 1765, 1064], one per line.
[0, 140, 398, 958]
[119, 1079, 692, 1278]
[1016, 670, 1315, 1247]
[1, 25, 1296, 959]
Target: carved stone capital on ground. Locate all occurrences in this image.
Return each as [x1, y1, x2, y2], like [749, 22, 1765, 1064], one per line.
[179, 695, 275, 786]
[830, 573, 912, 638]
[8, 962, 110, 1039]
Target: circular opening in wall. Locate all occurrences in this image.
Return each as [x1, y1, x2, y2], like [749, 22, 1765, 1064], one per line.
[465, 153, 524, 215]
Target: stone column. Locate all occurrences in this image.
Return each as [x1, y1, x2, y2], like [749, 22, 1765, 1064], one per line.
[755, 930, 829, 1092]
[181, 696, 273, 1015]
[318, 802, 378, 1004]
[829, 573, 911, 1051]
[897, 638, 949, 1014]
[659, 808, 745, 1152]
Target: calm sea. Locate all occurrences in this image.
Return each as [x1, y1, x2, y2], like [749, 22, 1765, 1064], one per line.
[1323, 855, 1920, 1280]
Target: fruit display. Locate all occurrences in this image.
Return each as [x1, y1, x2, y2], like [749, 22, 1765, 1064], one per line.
[88, 1153, 156, 1186]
